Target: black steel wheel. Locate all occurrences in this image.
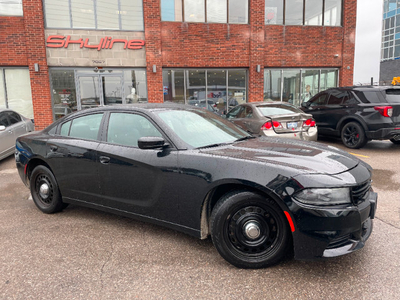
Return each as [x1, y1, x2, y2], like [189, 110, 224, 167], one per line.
[390, 138, 400, 145]
[210, 191, 291, 269]
[30, 165, 65, 214]
[341, 122, 367, 149]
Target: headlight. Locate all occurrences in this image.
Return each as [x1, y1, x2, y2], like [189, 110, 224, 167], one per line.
[293, 188, 351, 206]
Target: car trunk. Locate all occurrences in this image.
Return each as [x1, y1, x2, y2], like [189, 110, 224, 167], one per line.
[266, 113, 311, 134]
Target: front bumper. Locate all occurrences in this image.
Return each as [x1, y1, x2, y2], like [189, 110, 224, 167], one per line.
[290, 190, 377, 260]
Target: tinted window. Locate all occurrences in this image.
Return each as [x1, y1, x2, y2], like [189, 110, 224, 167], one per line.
[343, 93, 359, 105]
[107, 113, 162, 147]
[257, 105, 301, 116]
[244, 107, 253, 118]
[309, 93, 328, 106]
[7, 112, 22, 125]
[354, 91, 386, 103]
[327, 91, 348, 105]
[157, 110, 248, 148]
[68, 114, 103, 140]
[384, 89, 400, 103]
[0, 112, 10, 127]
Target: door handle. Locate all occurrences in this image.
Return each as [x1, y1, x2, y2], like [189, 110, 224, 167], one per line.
[50, 145, 58, 152]
[100, 156, 110, 164]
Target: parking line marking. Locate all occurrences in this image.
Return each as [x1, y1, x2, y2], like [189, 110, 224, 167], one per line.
[349, 153, 370, 158]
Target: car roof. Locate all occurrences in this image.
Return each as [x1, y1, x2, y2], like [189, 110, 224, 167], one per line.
[325, 86, 400, 92]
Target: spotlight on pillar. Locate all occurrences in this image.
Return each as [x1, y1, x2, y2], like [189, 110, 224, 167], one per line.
[152, 65, 157, 73]
[256, 65, 261, 73]
[34, 63, 39, 72]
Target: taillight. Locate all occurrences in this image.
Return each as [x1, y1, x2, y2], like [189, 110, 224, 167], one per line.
[261, 121, 282, 130]
[374, 106, 393, 117]
[303, 118, 316, 127]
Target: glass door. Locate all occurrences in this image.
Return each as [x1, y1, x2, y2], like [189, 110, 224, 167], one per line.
[77, 73, 123, 110]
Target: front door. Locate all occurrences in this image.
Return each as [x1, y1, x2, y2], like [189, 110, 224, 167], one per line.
[77, 73, 123, 110]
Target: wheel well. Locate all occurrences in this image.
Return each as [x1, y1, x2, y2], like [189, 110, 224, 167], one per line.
[26, 159, 52, 184]
[338, 118, 367, 134]
[199, 183, 287, 239]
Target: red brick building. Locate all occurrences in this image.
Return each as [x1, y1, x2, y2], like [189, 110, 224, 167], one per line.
[0, 0, 355, 130]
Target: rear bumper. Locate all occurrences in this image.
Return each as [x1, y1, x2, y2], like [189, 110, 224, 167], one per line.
[366, 127, 400, 140]
[262, 126, 318, 142]
[290, 191, 377, 260]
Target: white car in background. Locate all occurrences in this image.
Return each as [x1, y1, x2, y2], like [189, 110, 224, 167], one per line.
[0, 108, 34, 160]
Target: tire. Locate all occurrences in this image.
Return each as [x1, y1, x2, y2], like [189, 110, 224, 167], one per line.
[210, 191, 291, 269]
[30, 165, 65, 214]
[390, 138, 400, 145]
[341, 122, 368, 149]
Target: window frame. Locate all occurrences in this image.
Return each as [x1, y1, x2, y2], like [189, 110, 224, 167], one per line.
[0, 0, 23, 16]
[161, 0, 249, 24]
[265, 0, 343, 27]
[43, 0, 144, 31]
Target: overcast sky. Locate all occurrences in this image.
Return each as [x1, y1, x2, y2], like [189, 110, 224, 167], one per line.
[353, 0, 383, 85]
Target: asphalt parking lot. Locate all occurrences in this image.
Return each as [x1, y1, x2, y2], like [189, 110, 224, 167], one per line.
[1, 138, 399, 300]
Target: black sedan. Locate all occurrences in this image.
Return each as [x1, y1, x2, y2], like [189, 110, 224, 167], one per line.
[15, 104, 377, 269]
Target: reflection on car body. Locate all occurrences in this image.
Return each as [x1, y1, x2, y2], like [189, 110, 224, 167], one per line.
[15, 104, 377, 269]
[226, 102, 317, 141]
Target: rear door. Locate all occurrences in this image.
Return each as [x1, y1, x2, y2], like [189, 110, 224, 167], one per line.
[302, 92, 329, 127]
[47, 113, 104, 204]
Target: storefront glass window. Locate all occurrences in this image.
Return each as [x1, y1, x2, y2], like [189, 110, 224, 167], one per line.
[282, 69, 301, 105]
[123, 70, 148, 103]
[264, 68, 338, 106]
[207, 0, 227, 23]
[324, 0, 342, 26]
[184, 0, 205, 22]
[187, 70, 206, 101]
[44, 0, 144, 30]
[162, 69, 247, 113]
[163, 70, 186, 104]
[208, 70, 227, 113]
[228, 70, 247, 109]
[305, 0, 323, 26]
[50, 70, 78, 120]
[301, 70, 319, 103]
[229, 0, 248, 24]
[0, 0, 23, 16]
[50, 68, 147, 120]
[4, 69, 34, 119]
[265, 0, 284, 25]
[161, 0, 183, 22]
[264, 70, 282, 101]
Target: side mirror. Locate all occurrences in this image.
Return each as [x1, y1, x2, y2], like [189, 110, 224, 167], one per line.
[138, 136, 167, 150]
[0, 125, 6, 131]
[301, 102, 310, 108]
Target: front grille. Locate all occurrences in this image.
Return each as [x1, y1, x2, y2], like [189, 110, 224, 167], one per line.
[351, 180, 371, 205]
[326, 234, 352, 249]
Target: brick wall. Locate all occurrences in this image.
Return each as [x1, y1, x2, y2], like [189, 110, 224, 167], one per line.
[0, 17, 28, 66]
[145, 0, 357, 102]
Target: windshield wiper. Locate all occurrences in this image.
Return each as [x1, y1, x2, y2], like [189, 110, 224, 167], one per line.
[235, 136, 256, 142]
[197, 142, 232, 149]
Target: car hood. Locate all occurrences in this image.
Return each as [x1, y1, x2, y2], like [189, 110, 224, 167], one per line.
[199, 137, 360, 176]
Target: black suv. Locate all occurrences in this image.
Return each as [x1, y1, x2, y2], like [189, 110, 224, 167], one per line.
[300, 86, 400, 148]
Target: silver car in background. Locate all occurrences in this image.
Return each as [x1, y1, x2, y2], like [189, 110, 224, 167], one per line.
[0, 108, 34, 160]
[226, 102, 318, 141]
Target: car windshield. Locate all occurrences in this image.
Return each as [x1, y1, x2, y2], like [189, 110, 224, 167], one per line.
[156, 109, 250, 148]
[257, 105, 301, 116]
